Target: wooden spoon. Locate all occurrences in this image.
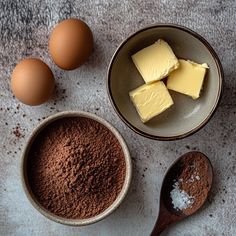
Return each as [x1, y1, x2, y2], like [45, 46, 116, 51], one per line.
[151, 151, 213, 236]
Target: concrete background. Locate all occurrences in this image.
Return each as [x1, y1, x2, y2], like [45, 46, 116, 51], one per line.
[0, 0, 235, 235]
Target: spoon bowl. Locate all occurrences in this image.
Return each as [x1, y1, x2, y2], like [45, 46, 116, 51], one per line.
[151, 151, 213, 235]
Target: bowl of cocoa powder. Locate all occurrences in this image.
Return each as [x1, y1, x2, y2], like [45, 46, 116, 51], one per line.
[21, 111, 132, 226]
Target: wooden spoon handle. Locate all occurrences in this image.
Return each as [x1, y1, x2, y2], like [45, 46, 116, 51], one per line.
[150, 215, 171, 236]
[150, 202, 182, 236]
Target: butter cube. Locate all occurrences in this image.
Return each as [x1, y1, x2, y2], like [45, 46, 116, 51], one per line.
[167, 59, 208, 99]
[129, 81, 174, 123]
[132, 39, 179, 84]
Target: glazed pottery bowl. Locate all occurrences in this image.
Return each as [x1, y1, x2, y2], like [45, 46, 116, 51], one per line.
[21, 111, 132, 226]
[107, 24, 223, 140]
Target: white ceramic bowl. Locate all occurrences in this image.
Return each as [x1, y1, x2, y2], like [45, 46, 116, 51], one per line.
[107, 24, 223, 140]
[21, 111, 132, 226]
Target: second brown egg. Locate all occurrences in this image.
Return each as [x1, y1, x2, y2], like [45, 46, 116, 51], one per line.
[49, 18, 94, 70]
[11, 58, 55, 106]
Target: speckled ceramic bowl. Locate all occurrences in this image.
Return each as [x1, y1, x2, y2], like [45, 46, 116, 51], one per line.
[21, 111, 132, 226]
[107, 24, 223, 140]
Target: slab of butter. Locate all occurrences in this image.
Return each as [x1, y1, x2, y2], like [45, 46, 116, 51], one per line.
[129, 81, 174, 123]
[131, 39, 179, 84]
[167, 59, 209, 99]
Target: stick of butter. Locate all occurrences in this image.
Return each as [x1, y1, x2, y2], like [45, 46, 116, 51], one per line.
[132, 39, 179, 84]
[167, 59, 209, 99]
[129, 81, 174, 123]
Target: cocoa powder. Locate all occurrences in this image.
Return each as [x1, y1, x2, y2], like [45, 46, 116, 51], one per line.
[176, 152, 212, 215]
[27, 117, 126, 219]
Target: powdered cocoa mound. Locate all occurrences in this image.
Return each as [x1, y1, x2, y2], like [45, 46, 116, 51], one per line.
[178, 152, 212, 215]
[27, 117, 126, 219]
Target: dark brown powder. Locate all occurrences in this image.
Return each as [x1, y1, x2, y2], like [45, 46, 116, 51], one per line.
[27, 117, 126, 219]
[177, 152, 212, 215]
[13, 125, 24, 138]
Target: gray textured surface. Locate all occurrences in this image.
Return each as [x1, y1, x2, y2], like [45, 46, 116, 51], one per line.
[0, 0, 235, 235]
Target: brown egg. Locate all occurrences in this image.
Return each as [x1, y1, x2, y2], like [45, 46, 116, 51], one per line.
[49, 18, 93, 70]
[11, 58, 55, 106]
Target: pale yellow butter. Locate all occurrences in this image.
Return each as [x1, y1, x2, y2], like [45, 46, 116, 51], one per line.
[131, 39, 179, 84]
[167, 59, 208, 99]
[129, 81, 174, 123]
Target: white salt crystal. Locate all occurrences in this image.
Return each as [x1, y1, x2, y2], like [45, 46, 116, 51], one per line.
[195, 175, 200, 180]
[170, 182, 194, 210]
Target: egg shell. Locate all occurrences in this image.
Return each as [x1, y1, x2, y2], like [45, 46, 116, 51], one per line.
[11, 58, 55, 106]
[49, 18, 93, 70]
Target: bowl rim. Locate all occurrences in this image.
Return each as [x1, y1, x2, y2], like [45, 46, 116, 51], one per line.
[107, 23, 223, 141]
[21, 111, 132, 226]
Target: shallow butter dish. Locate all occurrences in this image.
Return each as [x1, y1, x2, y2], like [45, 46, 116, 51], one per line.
[107, 24, 223, 140]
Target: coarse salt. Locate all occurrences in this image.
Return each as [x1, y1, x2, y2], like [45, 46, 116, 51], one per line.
[170, 182, 195, 210]
[195, 175, 200, 180]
